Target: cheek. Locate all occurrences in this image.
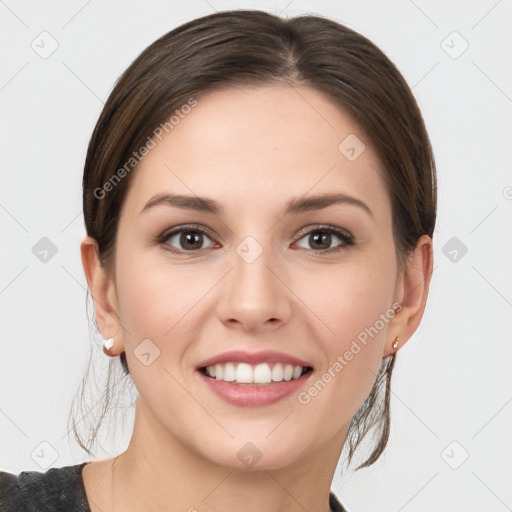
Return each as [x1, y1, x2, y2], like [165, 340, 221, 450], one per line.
[294, 254, 395, 412]
[295, 255, 396, 346]
[116, 250, 199, 341]
[115, 258, 202, 421]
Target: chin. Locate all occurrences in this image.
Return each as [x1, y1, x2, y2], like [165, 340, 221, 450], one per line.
[194, 430, 317, 472]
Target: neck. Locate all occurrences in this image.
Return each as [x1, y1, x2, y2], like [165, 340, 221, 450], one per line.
[108, 398, 347, 512]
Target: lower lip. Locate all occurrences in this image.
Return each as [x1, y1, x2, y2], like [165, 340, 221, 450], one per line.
[198, 371, 312, 407]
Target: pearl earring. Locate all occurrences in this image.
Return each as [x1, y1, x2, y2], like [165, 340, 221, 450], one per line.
[103, 337, 114, 355]
[392, 337, 399, 349]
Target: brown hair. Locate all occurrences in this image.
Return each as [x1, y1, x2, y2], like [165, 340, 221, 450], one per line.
[72, 9, 436, 471]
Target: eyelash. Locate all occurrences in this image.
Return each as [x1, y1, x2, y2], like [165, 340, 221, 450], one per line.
[153, 223, 355, 256]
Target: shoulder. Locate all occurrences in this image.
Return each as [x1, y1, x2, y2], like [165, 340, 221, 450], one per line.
[0, 463, 90, 512]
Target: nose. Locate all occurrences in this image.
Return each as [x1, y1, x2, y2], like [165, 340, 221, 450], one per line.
[215, 241, 293, 333]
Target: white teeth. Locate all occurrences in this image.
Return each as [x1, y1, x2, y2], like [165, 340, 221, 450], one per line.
[283, 364, 294, 381]
[235, 363, 253, 383]
[253, 363, 272, 384]
[223, 362, 236, 382]
[271, 363, 284, 382]
[206, 362, 308, 384]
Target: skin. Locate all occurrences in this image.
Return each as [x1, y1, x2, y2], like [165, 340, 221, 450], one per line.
[81, 84, 433, 512]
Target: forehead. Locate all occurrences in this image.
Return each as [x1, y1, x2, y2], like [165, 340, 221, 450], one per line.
[122, 84, 390, 220]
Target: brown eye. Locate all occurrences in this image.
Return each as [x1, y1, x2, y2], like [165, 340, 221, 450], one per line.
[309, 232, 333, 251]
[294, 226, 354, 254]
[158, 227, 216, 254]
[178, 231, 205, 250]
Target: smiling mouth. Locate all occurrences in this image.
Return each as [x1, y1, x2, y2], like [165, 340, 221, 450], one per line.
[198, 362, 313, 385]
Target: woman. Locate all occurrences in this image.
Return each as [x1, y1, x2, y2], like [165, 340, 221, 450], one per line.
[0, 9, 435, 511]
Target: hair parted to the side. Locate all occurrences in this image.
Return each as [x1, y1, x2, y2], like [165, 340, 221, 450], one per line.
[71, 9, 436, 471]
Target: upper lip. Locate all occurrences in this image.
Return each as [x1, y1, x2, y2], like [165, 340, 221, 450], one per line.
[196, 350, 313, 370]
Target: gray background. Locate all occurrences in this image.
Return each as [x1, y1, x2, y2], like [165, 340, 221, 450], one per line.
[1, 1, 511, 511]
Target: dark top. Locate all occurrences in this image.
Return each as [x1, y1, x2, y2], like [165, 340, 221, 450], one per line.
[0, 463, 347, 511]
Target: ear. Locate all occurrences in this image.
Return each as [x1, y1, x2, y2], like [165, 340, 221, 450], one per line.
[80, 235, 125, 356]
[384, 234, 434, 357]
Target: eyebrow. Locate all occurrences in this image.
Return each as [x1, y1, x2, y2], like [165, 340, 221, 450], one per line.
[140, 192, 373, 218]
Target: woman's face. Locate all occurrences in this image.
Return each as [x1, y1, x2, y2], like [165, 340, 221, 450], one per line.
[108, 84, 405, 469]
